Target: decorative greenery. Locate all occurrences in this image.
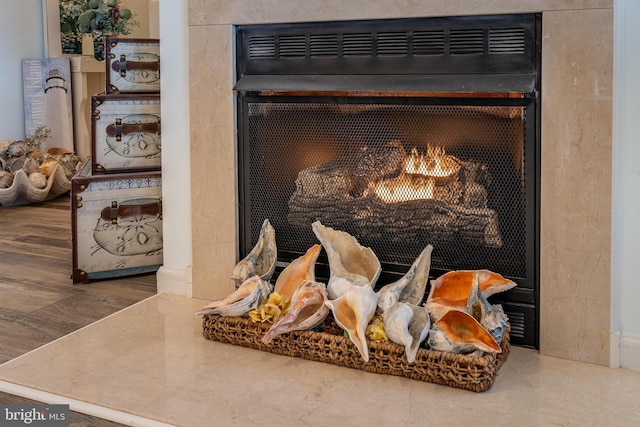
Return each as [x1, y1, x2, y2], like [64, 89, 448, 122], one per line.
[59, 0, 85, 48]
[59, 0, 138, 38]
[24, 126, 51, 152]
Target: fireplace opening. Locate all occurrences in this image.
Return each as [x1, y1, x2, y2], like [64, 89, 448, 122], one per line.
[235, 14, 540, 348]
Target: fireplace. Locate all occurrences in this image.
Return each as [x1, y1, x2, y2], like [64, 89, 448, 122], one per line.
[235, 14, 540, 347]
[189, 1, 612, 365]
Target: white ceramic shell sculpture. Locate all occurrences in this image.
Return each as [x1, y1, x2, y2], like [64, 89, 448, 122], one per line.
[311, 220, 381, 300]
[195, 275, 273, 317]
[230, 219, 277, 288]
[262, 280, 330, 344]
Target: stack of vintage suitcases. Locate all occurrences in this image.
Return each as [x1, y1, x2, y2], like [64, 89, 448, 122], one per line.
[72, 38, 162, 283]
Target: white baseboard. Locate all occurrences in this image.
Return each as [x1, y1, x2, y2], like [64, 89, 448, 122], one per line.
[0, 381, 174, 427]
[619, 333, 640, 371]
[610, 331, 621, 368]
[156, 265, 192, 297]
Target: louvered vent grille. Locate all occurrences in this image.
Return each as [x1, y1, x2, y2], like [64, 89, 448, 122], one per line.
[343, 33, 373, 56]
[239, 15, 537, 79]
[278, 35, 306, 58]
[504, 310, 526, 339]
[248, 36, 275, 59]
[489, 28, 526, 54]
[376, 32, 408, 56]
[412, 30, 445, 55]
[310, 34, 339, 57]
[449, 29, 484, 55]
[246, 26, 530, 60]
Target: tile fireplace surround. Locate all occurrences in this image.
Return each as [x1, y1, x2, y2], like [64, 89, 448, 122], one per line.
[188, 1, 613, 365]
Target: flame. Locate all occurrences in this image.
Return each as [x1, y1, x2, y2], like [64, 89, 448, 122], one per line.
[405, 146, 459, 178]
[373, 177, 435, 203]
[369, 144, 460, 203]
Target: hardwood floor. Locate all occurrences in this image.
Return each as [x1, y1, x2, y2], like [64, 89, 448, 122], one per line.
[0, 194, 157, 425]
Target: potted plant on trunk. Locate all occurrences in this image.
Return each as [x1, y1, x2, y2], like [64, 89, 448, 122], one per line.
[64, 0, 139, 61]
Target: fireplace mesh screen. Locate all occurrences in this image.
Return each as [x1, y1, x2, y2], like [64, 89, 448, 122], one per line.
[244, 101, 529, 282]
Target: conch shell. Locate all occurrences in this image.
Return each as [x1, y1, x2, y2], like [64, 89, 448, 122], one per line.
[195, 275, 273, 317]
[425, 269, 516, 321]
[383, 302, 430, 363]
[311, 221, 381, 300]
[230, 219, 277, 288]
[22, 157, 40, 175]
[375, 245, 433, 363]
[427, 309, 501, 354]
[37, 148, 79, 179]
[377, 244, 433, 313]
[273, 244, 321, 303]
[325, 284, 378, 362]
[428, 269, 516, 301]
[39, 159, 59, 177]
[466, 278, 510, 343]
[262, 280, 329, 344]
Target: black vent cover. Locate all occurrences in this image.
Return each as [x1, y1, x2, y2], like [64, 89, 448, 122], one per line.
[377, 31, 408, 56]
[489, 28, 526, 54]
[247, 35, 275, 58]
[412, 30, 445, 55]
[310, 34, 339, 57]
[449, 28, 484, 55]
[343, 33, 373, 56]
[278, 35, 306, 57]
[237, 14, 539, 78]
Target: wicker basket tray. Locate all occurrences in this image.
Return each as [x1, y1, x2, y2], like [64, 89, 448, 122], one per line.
[202, 314, 510, 392]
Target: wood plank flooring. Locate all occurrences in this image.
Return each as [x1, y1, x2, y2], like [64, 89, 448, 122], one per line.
[0, 194, 157, 426]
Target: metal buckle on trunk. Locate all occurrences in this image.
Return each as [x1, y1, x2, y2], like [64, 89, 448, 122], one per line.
[119, 54, 127, 77]
[115, 118, 122, 141]
[109, 201, 119, 224]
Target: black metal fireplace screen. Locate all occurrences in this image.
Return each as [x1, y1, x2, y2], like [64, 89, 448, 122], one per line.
[235, 14, 540, 347]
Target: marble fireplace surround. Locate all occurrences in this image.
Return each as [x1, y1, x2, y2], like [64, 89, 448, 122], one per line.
[188, 1, 613, 366]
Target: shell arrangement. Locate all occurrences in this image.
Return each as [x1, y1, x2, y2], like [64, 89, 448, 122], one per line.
[0, 127, 79, 191]
[197, 219, 515, 363]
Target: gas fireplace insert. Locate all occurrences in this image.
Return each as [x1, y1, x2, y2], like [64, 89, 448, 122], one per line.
[234, 14, 540, 347]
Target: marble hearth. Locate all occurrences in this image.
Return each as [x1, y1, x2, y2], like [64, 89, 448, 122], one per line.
[187, 1, 613, 365]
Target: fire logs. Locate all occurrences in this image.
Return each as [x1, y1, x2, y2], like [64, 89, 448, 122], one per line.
[287, 141, 503, 247]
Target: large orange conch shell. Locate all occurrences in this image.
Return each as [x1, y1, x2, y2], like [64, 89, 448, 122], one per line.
[425, 269, 516, 320]
[427, 309, 501, 354]
[273, 244, 322, 302]
[428, 269, 516, 300]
